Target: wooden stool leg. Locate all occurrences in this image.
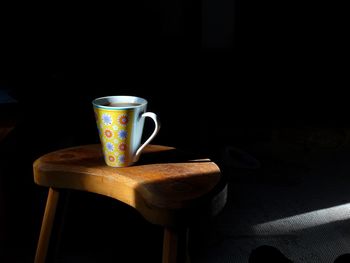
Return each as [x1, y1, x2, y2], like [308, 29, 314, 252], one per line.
[162, 227, 190, 263]
[35, 188, 60, 263]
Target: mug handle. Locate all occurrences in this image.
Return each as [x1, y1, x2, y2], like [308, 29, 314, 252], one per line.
[134, 112, 161, 162]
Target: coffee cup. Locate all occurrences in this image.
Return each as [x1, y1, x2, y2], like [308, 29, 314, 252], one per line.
[92, 95, 160, 167]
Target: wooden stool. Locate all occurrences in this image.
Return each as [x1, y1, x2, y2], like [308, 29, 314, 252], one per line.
[33, 144, 227, 263]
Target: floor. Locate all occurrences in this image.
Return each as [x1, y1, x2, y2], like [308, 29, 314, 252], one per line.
[191, 139, 350, 263]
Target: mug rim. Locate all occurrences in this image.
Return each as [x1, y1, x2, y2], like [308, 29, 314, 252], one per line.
[92, 95, 148, 110]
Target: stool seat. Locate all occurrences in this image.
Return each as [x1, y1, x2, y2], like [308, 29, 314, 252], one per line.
[34, 144, 227, 263]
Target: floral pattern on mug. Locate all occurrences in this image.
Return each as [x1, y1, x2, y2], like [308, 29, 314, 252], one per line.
[104, 129, 113, 138]
[118, 130, 128, 140]
[102, 113, 112, 125]
[118, 155, 125, 164]
[118, 143, 127, 151]
[118, 114, 128, 126]
[108, 155, 116, 162]
[106, 142, 114, 152]
[94, 108, 135, 167]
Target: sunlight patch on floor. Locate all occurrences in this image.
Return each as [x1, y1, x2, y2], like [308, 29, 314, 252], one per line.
[253, 204, 350, 234]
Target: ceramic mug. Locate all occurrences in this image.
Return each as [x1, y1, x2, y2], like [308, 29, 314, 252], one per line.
[92, 95, 160, 167]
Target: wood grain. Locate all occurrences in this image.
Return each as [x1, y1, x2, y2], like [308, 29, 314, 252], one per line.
[34, 144, 227, 226]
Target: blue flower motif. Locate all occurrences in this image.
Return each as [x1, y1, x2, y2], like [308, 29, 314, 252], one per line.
[118, 155, 125, 163]
[118, 130, 128, 139]
[106, 142, 114, 152]
[102, 114, 112, 125]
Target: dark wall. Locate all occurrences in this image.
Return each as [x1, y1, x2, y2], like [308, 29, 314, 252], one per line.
[1, 0, 348, 153]
[0, 0, 345, 203]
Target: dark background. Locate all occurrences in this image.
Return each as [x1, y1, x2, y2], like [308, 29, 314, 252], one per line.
[0, 0, 348, 262]
[1, 0, 348, 128]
